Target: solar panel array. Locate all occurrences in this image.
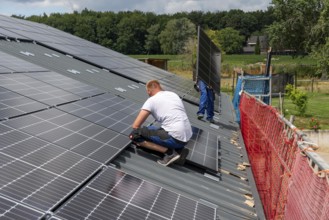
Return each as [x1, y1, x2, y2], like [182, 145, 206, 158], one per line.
[0, 15, 218, 219]
[0, 38, 220, 172]
[54, 167, 216, 220]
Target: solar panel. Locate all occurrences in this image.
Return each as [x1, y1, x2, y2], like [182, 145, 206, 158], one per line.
[0, 195, 44, 219]
[0, 86, 48, 121]
[0, 27, 27, 39]
[25, 72, 105, 98]
[185, 126, 219, 171]
[0, 50, 47, 73]
[196, 26, 221, 94]
[54, 167, 216, 220]
[0, 65, 13, 73]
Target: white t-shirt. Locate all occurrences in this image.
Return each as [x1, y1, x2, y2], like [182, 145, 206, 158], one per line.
[142, 91, 192, 142]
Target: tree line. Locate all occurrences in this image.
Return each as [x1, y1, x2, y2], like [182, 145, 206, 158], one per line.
[13, 0, 329, 78]
[14, 9, 274, 55]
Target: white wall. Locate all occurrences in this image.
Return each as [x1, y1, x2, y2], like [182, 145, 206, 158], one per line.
[303, 130, 329, 152]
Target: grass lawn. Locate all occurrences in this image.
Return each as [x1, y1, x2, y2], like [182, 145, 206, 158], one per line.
[272, 92, 329, 130]
[129, 54, 317, 69]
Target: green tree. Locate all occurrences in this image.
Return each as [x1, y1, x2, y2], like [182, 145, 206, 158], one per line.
[159, 18, 196, 54]
[144, 24, 162, 54]
[223, 10, 258, 38]
[217, 27, 244, 54]
[310, 0, 329, 79]
[116, 12, 147, 54]
[267, 0, 323, 54]
[73, 9, 99, 43]
[96, 12, 118, 49]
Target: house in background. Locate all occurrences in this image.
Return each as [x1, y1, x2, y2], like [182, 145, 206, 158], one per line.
[243, 35, 268, 54]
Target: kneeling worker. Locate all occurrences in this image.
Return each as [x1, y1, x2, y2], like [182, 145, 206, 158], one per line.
[130, 80, 192, 166]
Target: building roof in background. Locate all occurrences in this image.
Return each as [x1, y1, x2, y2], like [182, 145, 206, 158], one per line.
[0, 15, 264, 220]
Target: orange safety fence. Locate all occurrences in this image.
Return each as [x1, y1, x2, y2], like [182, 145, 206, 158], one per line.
[239, 92, 329, 220]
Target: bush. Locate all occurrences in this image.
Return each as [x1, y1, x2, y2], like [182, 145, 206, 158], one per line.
[285, 84, 308, 116]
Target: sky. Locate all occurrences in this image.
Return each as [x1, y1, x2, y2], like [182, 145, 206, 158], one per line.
[0, 0, 272, 17]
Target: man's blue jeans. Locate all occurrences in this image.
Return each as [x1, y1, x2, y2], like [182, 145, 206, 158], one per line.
[134, 126, 187, 150]
[197, 80, 214, 120]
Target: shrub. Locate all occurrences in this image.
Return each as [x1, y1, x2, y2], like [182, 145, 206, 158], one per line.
[285, 84, 308, 116]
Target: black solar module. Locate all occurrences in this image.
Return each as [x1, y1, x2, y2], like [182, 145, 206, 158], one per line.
[25, 72, 105, 98]
[0, 27, 26, 39]
[196, 26, 221, 94]
[54, 167, 216, 220]
[0, 196, 44, 219]
[185, 126, 219, 171]
[0, 51, 47, 73]
[0, 86, 48, 121]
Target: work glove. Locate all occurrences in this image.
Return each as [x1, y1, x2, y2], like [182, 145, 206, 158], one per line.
[129, 128, 141, 140]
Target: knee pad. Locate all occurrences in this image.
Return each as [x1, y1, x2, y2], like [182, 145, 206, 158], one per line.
[140, 126, 170, 140]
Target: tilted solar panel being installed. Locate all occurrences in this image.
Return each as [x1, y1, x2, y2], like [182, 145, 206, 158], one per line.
[185, 126, 219, 171]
